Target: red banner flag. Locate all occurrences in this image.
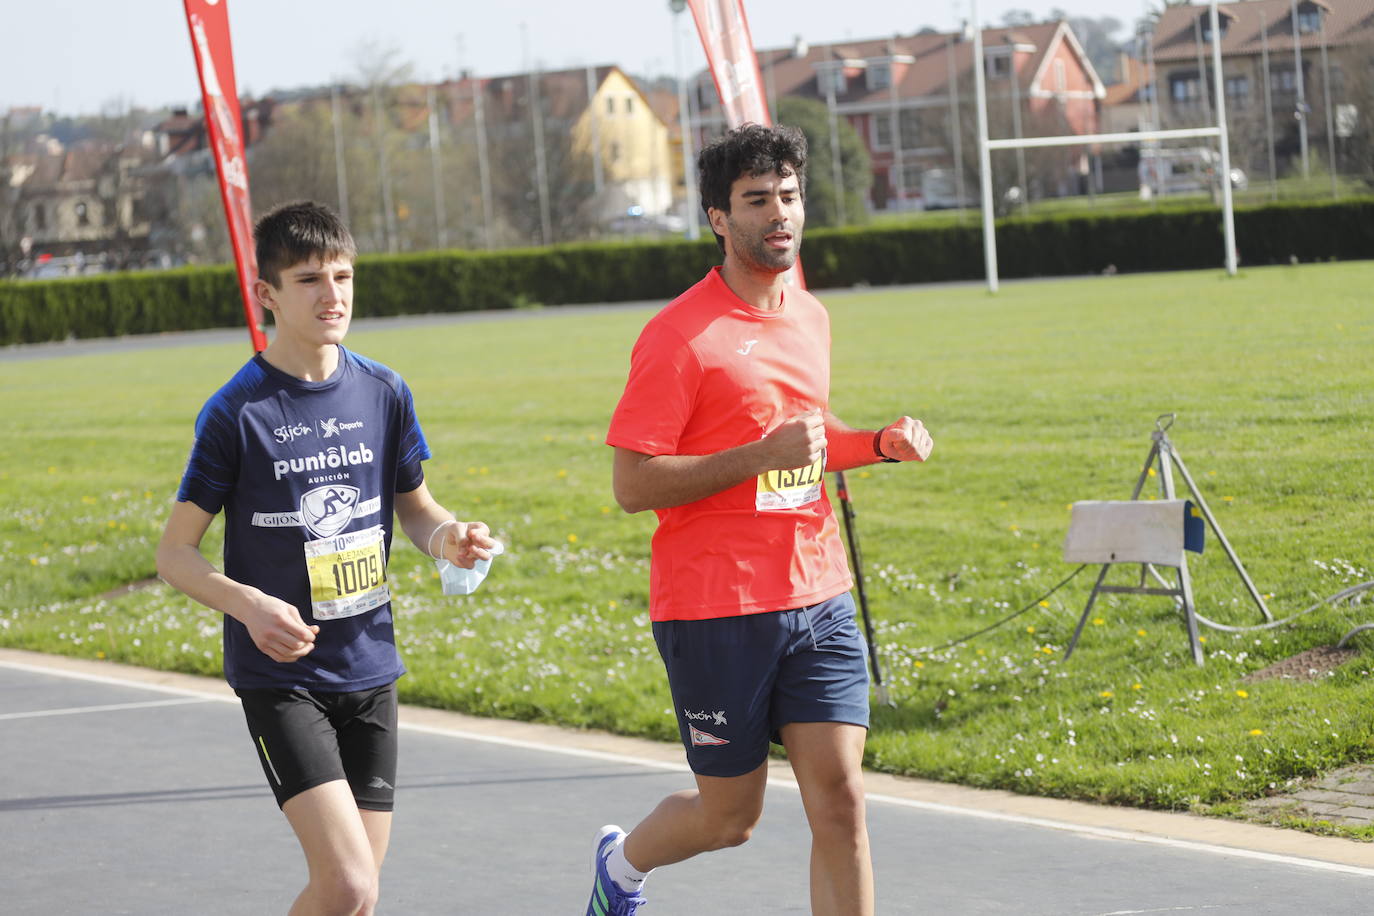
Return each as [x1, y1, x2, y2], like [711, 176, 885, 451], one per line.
[183, 0, 266, 352]
[686, 0, 804, 288]
[686, 0, 771, 128]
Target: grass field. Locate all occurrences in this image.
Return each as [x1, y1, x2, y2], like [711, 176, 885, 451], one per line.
[2, 262, 1371, 832]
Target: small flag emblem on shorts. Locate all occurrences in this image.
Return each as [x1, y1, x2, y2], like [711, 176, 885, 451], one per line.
[689, 724, 729, 746]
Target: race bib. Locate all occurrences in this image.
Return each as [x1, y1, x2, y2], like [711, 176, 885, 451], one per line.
[756, 452, 825, 511]
[304, 524, 390, 620]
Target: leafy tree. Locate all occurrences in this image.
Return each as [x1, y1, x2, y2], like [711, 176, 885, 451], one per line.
[775, 96, 871, 228]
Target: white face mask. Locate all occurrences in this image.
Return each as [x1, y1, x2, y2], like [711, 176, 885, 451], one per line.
[436, 541, 505, 595]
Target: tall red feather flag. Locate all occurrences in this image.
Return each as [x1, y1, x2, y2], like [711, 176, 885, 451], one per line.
[685, 0, 804, 288]
[183, 0, 266, 352]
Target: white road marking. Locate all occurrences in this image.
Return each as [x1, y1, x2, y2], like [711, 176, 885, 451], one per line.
[0, 697, 211, 721]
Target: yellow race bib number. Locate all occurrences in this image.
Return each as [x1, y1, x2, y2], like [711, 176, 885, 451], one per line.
[304, 524, 390, 620]
[756, 452, 825, 511]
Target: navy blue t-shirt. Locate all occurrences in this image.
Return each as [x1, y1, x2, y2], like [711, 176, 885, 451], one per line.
[176, 347, 431, 691]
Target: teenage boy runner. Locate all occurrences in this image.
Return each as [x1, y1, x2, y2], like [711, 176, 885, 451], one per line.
[593, 124, 933, 916]
[157, 201, 495, 916]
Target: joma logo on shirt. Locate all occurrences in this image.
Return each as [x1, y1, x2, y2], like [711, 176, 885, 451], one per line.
[272, 443, 375, 481]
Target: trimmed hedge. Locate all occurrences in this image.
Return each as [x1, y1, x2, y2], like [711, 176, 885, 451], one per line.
[3, 198, 1370, 346]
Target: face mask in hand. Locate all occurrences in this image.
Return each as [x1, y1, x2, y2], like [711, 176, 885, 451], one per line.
[436, 541, 505, 595]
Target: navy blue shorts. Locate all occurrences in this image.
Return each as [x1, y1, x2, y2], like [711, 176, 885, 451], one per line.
[652, 592, 870, 778]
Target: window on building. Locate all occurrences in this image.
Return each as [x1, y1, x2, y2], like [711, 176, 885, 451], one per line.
[625, 97, 634, 114]
[33, 203, 46, 231]
[873, 112, 893, 150]
[901, 162, 923, 192]
[1297, 6, 1322, 33]
[606, 97, 616, 115]
[867, 63, 892, 92]
[1270, 68, 1297, 93]
[1225, 75, 1250, 106]
[987, 53, 1011, 79]
[75, 202, 90, 227]
[818, 67, 847, 96]
[1054, 59, 1067, 92]
[898, 108, 944, 150]
[1171, 74, 1201, 104]
[1199, 15, 1229, 41]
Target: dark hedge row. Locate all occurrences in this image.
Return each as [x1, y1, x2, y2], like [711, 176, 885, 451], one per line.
[2, 198, 1369, 346]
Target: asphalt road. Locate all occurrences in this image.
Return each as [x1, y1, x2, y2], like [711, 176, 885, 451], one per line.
[2, 652, 1371, 915]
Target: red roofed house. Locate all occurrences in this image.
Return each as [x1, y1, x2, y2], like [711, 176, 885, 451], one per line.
[691, 21, 1106, 211]
[1146, 0, 1374, 177]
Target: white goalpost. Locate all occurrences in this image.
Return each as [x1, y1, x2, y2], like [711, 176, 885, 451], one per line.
[970, 0, 1238, 292]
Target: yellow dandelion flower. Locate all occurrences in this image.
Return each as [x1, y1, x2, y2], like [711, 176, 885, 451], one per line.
[1100, 690, 1114, 698]
[1199, 636, 1207, 643]
[556, 469, 568, 478]
[1041, 646, 1054, 655]
[600, 506, 612, 515]
[96, 651, 106, 659]
[1031, 542, 1040, 550]
[858, 470, 872, 479]
[467, 466, 478, 475]
[1039, 600, 1050, 608]
[914, 660, 925, 668]
[1132, 683, 1142, 690]
[1236, 689, 1248, 698]
[1222, 496, 1233, 502]
[567, 534, 579, 544]
[544, 435, 554, 442]
[1026, 625, 1036, 634]
[48, 466, 57, 474]
[1146, 467, 1156, 477]
[608, 600, 618, 609]
[1249, 729, 1264, 736]
[1137, 629, 1147, 636]
[1092, 617, 1105, 626]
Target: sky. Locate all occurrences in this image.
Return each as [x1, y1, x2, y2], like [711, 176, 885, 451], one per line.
[4, 0, 1160, 118]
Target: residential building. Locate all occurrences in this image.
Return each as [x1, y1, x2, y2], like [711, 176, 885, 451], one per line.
[436, 64, 675, 231]
[690, 21, 1105, 211]
[1145, 0, 1374, 177]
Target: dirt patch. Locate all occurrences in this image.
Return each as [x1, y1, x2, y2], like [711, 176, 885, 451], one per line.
[99, 577, 161, 601]
[1243, 645, 1358, 682]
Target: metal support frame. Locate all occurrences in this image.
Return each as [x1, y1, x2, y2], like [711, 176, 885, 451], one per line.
[1064, 414, 1273, 666]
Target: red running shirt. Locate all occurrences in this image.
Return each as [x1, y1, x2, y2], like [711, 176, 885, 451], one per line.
[607, 267, 852, 621]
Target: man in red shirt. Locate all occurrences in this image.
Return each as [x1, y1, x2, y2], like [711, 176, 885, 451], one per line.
[591, 123, 933, 916]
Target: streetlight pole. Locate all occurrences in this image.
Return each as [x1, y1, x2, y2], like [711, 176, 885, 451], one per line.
[669, 0, 700, 239]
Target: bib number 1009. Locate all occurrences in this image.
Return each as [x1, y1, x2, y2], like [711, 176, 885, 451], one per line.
[332, 552, 383, 595]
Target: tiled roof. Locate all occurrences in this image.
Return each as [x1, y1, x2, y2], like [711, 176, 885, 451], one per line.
[723, 21, 1087, 109]
[1151, 0, 1374, 62]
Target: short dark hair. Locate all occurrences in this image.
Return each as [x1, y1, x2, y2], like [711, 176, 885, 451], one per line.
[254, 201, 357, 287]
[697, 123, 807, 252]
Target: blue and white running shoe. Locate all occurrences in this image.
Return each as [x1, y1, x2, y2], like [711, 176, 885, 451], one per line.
[586, 825, 647, 915]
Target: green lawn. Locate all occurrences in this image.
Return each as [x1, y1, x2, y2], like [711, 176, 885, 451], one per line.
[3, 261, 1372, 831]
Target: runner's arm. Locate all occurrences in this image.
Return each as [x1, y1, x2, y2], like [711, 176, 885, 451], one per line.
[155, 500, 319, 662]
[394, 481, 496, 569]
[613, 411, 827, 513]
[823, 411, 933, 471]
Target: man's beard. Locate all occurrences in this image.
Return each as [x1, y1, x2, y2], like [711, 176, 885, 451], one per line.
[726, 217, 801, 273]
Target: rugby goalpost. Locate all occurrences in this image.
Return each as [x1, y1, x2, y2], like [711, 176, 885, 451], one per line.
[970, 0, 1238, 292]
